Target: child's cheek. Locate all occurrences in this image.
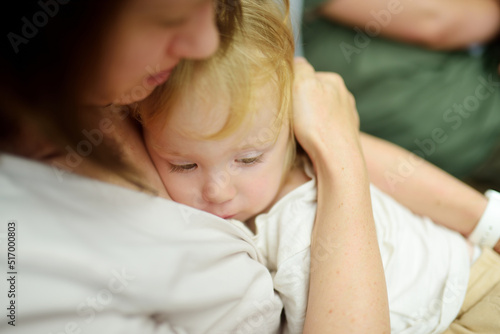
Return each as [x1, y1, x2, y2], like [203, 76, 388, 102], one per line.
[248, 170, 281, 204]
[250, 177, 269, 196]
[164, 175, 193, 205]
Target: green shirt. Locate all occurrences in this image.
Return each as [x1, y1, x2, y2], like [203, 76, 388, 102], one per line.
[302, 0, 500, 178]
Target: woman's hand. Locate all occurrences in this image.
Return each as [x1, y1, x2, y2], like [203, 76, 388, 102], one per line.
[293, 57, 360, 164]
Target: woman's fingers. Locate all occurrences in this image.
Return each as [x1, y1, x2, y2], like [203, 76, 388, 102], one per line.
[316, 72, 359, 128]
[292, 58, 361, 159]
[294, 57, 316, 80]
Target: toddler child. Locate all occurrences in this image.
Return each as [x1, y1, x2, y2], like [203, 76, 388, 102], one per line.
[136, 1, 500, 333]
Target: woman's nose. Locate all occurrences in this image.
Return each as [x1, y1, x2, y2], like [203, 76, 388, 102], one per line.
[168, 1, 220, 60]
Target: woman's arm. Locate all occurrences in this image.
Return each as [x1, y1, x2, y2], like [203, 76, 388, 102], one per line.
[293, 59, 390, 333]
[316, 0, 500, 50]
[360, 132, 500, 253]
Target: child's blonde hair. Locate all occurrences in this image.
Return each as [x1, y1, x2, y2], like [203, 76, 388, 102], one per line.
[138, 0, 295, 171]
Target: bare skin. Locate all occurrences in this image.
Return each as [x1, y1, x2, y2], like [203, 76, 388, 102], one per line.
[319, 0, 500, 50]
[360, 133, 500, 253]
[293, 58, 390, 333]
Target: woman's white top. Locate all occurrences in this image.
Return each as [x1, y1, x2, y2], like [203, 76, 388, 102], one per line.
[253, 169, 471, 334]
[0, 154, 283, 334]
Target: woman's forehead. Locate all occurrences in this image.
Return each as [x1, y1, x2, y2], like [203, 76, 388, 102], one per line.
[129, 0, 210, 14]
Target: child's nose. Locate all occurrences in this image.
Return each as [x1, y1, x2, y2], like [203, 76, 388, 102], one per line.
[202, 179, 236, 204]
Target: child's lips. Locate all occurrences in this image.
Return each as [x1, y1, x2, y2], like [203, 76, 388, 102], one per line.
[219, 214, 235, 219]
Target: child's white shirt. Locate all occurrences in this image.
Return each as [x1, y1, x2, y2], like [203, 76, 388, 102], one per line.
[253, 166, 471, 334]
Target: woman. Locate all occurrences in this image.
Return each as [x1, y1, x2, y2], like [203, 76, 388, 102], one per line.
[0, 0, 389, 332]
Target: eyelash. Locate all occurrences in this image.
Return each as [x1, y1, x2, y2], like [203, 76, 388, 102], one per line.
[169, 163, 197, 173]
[168, 155, 263, 173]
[236, 155, 263, 165]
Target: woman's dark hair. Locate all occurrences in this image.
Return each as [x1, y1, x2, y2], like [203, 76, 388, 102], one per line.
[483, 36, 500, 74]
[0, 0, 242, 179]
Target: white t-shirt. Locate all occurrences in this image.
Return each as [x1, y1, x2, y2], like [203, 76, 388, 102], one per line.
[0, 154, 283, 334]
[253, 169, 471, 334]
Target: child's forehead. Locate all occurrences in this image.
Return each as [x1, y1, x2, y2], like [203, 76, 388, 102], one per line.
[169, 79, 281, 137]
[168, 91, 232, 135]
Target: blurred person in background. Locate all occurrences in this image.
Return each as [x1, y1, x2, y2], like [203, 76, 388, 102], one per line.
[299, 0, 500, 192]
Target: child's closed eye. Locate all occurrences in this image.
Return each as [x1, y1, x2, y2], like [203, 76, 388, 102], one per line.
[169, 163, 197, 173]
[236, 154, 263, 165]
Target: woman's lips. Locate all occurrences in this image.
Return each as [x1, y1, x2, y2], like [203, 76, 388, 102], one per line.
[146, 69, 172, 86]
